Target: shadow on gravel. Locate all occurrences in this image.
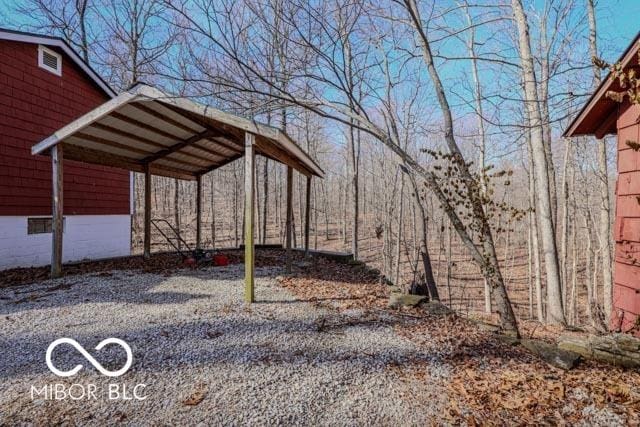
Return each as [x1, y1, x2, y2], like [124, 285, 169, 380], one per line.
[0, 263, 436, 382]
[0, 314, 439, 380]
[0, 273, 217, 316]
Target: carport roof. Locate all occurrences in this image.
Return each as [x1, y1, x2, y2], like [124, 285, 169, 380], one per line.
[32, 83, 324, 180]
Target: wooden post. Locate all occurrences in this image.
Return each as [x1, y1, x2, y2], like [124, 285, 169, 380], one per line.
[51, 144, 64, 278]
[196, 175, 202, 250]
[244, 133, 256, 303]
[285, 166, 293, 273]
[143, 163, 151, 260]
[304, 176, 311, 257]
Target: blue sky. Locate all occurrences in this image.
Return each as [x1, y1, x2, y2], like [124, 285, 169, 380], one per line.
[1, 0, 638, 48]
[1, 0, 637, 64]
[594, 0, 640, 60]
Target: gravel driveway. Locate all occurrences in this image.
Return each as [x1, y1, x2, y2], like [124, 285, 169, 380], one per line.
[0, 265, 448, 425]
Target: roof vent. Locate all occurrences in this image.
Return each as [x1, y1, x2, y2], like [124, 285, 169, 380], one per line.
[38, 45, 62, 76]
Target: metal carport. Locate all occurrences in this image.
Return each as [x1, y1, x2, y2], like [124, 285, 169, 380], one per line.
[32, 83, 324, 302]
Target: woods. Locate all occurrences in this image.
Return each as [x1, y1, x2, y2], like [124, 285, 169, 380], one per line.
[7, 0, 628, 334]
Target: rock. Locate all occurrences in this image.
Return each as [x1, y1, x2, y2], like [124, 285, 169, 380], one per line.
[387, 293, 427, 308]
[379, 275, 394, 286]
[496, 334, 520, 346]
[558, 333, 640, 368]
[473, 320, 501, 333]
[294, 260, 313, 269]
[521, 338, 581, 370]
[388, 285, 402, 294]
[366, 267, 381, 276]
[421, 301, 453, 316]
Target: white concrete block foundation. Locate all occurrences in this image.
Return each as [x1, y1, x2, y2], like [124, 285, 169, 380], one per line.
[0, 215, 131, 270]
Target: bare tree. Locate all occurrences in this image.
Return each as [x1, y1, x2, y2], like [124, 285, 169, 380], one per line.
[16, 0, 91, 61]
[164, 0, 520, 334]
[587, 0, 613, 322]
[461, 0, 491, 314]
[510, 0, 565, 325]
[96, 0, 175, 88]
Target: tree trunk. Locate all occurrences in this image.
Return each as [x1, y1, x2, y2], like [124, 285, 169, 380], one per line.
[560, 140, 572, 313]
[174, 178, 181, 250]
[405, 166, 439, 299]
[403, 0, 519, 335]
[394, 174, 405, 287]
[210, 174, 216, 249]
[588, 0, 613, 321]
[511, 0, 565, 325]
[262, 159, 269, 244]
[463, 2, 492, 314]
[538, 16, 558, 227]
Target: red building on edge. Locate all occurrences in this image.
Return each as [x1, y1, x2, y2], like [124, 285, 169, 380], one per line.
[565, 33, 640, 334]
[0, 28, 131, 269]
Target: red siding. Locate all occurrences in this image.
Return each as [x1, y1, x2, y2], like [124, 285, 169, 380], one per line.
[0, 39, 129, 216]
[613, 110, 640, 333]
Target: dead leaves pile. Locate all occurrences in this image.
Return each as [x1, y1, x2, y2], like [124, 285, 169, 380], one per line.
[399, 317, 640, 424]
[447, 357, 640, 424]
[281, 260, 640, 424]
[278, 258, 387, 310]
[0, 251, 244, 288]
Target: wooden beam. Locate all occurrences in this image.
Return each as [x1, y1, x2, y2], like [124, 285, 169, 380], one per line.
[92, 122, 168, 150]
[111, 111, 181, 141]
[196, 154, 243, 177]
[196, 174, 202, 250]
[92, 122, 219, 165]
[594, 108, 618, 139]
[64, 143, 143, 171]
[141, 130, 224, 164]
[157, 101, 244, 146]
[285, 165, 293, 273]
[32, 90, 139, 155]
[62, 144, 197, 181]
[72, 133, 205, 170]
[130, 102, 203, 134]
[50, 144, 63, 278]
[190, 141, 233, 159]
[74, 132, 154, 156]
[206, 137, 243, 153]
[244, 132, 256, 303]
[304, 176, 311, 257]
[256, 138, 312, 178]
[143, 163, 151, 260]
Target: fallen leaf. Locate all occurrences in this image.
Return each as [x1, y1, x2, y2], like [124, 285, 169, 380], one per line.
[183, 386, 207, 406]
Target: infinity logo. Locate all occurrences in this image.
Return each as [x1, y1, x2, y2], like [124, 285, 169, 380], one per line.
[46, 338, 133, 378]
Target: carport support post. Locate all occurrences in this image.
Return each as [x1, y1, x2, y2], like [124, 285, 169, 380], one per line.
[304, 176, 311, 257]
[285, 166, 293, 273]
[244, 132, 256, 303]
[51, 144, 63, 278]
[143, 163, 151, 260]
[196, 175, 202, 250]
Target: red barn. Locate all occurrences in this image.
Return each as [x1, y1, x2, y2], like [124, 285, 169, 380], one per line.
[565, 33, 640, 333]
[0, 29, 131, 269]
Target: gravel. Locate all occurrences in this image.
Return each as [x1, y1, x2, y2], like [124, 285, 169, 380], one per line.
[0, 265, 449, 425]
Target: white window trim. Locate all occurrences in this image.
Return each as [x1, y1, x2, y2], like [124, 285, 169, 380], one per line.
[38, 45, 62, 76]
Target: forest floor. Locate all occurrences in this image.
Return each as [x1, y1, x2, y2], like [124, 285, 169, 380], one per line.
[131, 214, 554, 321]
[1, 250, 638, 425]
